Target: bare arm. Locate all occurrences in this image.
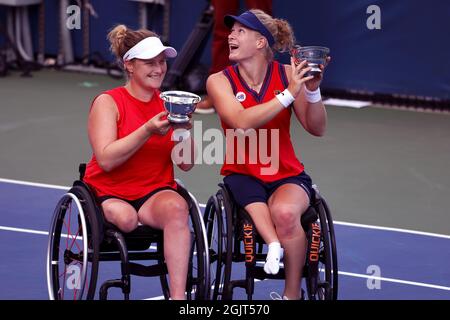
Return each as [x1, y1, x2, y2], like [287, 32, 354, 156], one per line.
[88, 94, 170, 172]
[206, 73, 284, 130]
[287, 59, 329, 137]
[207, 60, 313, 130]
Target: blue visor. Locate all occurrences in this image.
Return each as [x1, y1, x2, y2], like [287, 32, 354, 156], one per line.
[224, 10, 275, 47]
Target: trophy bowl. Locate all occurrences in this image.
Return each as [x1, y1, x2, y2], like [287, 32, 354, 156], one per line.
[160, 91, 201, 123]
[291, 45, 330, 76]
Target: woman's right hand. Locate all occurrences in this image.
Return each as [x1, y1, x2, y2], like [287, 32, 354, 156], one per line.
[144, 111, 171, 135]
[287, 57, 314, 98]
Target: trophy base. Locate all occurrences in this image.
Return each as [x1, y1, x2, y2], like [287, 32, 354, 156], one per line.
[305, 64, 322, 77]
[167, 114, 190, 123]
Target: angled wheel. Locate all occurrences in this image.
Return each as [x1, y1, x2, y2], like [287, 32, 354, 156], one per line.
[321, 197, 338, 300]
[185, 192, 209, 300]
[46, 184, 100, 300]
[204, 189, 233, 300]
[306, 195, 337, 300]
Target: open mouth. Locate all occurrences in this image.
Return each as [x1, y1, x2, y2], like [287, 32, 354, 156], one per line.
[229, 44, 239, 52]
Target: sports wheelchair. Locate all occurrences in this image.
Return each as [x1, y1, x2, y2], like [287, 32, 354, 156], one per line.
[204, 182, 338, 300]
[46, 164, 209, 300]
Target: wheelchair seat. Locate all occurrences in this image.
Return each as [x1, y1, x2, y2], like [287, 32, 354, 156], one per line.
[204, 181, 338, 300]
[46, 164, 209, 300]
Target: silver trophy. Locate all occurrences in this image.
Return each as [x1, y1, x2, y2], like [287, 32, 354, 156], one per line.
[291, 45, 330, 77]
[160, 91, 201, 123]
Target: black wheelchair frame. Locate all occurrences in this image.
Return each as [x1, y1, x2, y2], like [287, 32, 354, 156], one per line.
[204, 183, 338, 300]
[46, 164, 209, 300]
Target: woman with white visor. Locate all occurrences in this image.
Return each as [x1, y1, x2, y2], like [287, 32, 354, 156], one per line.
[83, 25, 195, 300]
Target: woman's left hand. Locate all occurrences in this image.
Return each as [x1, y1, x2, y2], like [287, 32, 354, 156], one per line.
[305, 56, 331, 91]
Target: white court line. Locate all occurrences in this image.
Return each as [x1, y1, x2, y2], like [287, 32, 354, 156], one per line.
[333, 221, 450, 240]
[1, 177, 450, 239]
[1, 226, 449, 293]
[338, 271, 450, 291]
[0, 178, 69, 190]
[142, 271, 450, 300]
[323, 98, 371, 109]
[0, 225, 84, 240]
[142, 295, 165, 300]
[0, 225, 48, 236]
[3, 179, 448, 297]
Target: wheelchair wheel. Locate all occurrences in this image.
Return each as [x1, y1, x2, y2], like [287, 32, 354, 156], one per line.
[204, 189, 233, 300]
[321, 197, 338, 300]
[46, 185, 100, 300]
[185, 192, 209, 300]
[306, 196, 337, 300]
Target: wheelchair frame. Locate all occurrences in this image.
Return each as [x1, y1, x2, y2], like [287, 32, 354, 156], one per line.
[204, 183, 338, 300]
[46, 165, 209, 300]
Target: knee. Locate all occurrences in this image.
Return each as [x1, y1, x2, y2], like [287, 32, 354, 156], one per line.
[163, 199, 189, 229]
[110, 211, 138, 233]
[270, 204, 300, 237]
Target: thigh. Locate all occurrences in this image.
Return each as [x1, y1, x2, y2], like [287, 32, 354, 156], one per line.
[224, 174, 268, 208]
[101, 198, 138, 224]
[137, 189, 189, 230]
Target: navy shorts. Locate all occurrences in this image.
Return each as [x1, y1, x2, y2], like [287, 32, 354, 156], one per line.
[97, 186, 177, 212]
[223, 172, 314, 209]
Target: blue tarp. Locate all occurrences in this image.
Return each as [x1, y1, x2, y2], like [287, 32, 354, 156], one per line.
[1, 0, 449, 99]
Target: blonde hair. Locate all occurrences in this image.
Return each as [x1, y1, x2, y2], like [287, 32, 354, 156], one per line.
[250, 9, 296, 60]
[107, 24, 158, 70]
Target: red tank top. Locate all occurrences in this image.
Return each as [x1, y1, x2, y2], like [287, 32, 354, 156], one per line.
[84, 87, 177, 200]
[220, 61, 304, 182]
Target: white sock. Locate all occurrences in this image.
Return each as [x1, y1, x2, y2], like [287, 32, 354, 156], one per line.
[264, 242, 282, 275]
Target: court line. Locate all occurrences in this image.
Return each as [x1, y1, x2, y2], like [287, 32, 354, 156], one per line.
[2, 224, 449, 293]
[0, 225, 48, 236]
[0, 178, 69, 190]
[0, 225, 81, 241]
[338, 271, 450, 291]
[333, 221, 450, 240]
[1, 177, 450, 240]
[143, 271, 450, 300]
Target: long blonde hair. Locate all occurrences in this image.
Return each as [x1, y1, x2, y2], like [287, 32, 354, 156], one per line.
[250, 9, 296, 60]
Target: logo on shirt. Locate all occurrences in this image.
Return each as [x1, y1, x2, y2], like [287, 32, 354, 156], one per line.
[274, 90, 281, 95]
[236, 91, 246, 102]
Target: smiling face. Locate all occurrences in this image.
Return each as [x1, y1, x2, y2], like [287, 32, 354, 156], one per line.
[228, 22, 267, 62]
[124, 52, 167, 90]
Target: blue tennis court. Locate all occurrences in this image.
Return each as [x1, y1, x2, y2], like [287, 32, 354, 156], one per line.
[1, 179, 449, 300]
[1, 0, 449, 300]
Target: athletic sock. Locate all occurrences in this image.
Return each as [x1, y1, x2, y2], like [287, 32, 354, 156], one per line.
[264, 242, 282, 274]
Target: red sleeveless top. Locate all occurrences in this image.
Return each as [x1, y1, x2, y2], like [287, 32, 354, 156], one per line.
[84, 87, 177, 200]
[220, 61, 304, 182]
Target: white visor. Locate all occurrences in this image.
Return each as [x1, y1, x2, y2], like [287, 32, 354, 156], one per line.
[122, 37, 177, 61]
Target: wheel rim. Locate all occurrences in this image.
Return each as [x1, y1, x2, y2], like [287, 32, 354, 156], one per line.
[207, 197, 225, 299]
[186, 193, 209, 300]
[322, 198, 338, 300]
[314, 203, 333, 300]
[47, 193, 92, 300]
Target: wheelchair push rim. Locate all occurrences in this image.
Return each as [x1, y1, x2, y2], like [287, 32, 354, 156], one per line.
[185, 190, 210, 300]
[305, 198, 336, 300]
[46, 191, 99, 300]
[204, 189, 233, 300]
